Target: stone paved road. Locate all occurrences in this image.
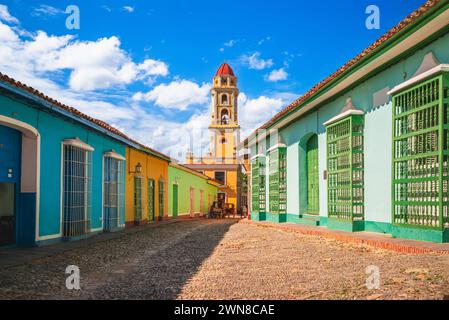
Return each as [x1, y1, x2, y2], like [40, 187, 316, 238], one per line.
[0, 219, 448, 300]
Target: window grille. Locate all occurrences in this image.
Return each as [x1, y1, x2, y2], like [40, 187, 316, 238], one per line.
[326, 115, 365, 221]
[148, 179, 155, 222]
[251, 157, 266, 213]
[392, 74, 449, 229]
[62, 143, 92, 237]
[103, 156, 125, 231]
[158, 180, 165, 219]
[134, 176, 143, 222]
[269, 147, 287, 214]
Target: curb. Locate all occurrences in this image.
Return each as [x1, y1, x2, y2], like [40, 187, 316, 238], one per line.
[242, 220, 449, 255]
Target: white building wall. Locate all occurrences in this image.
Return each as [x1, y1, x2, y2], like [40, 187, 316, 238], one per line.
[364, 102, 393, 223]
[286, 143, 299, 214]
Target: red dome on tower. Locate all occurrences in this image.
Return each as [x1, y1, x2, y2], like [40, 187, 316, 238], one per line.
[215, 63, 235, 77]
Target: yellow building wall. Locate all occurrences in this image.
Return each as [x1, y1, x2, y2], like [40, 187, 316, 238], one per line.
[203, 169, 238, 207]
[125, 147, 169, 226]
[213, 130, 238, 163]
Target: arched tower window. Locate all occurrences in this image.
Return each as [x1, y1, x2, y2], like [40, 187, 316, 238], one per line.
[221, 109, 230, 125]
[221, 94, 228, 105]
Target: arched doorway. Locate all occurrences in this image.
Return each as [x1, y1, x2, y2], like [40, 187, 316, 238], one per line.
[0, 116, 39, 246]
[220, 109, 230, 125]
[306, 135, 319, 215]
[0, 125, 21, 245]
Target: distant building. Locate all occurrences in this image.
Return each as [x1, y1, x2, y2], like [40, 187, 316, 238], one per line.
[185, 63, 247, 211]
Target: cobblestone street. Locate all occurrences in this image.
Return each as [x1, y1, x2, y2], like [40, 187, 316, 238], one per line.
[0, 219, 448, 300]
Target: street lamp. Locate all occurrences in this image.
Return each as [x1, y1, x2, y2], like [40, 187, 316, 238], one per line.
[130, 162, 143, 174]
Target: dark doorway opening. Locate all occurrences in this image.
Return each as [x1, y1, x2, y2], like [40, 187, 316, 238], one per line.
[0, 183, 16, 246]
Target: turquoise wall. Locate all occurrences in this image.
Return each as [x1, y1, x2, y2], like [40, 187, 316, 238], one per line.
[0, 91, 127, 242]
[250, 30, 449, 226]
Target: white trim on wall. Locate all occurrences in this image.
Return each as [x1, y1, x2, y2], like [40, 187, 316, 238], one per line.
[388, 64, 449, 95]
[63, 138, 94, 152]
[104, 150, 126, 161]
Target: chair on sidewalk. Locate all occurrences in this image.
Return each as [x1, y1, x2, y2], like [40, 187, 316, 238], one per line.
[224, 203, 235, 218]
[209, 201, 224, 219]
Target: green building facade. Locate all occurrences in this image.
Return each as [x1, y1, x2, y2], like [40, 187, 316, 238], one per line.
[246, 1, 449, 243]
[168, 163, 219, 218]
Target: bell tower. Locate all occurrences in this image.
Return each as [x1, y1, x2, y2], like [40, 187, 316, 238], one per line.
[184, 62, 246, 211]
[209, 63, 240, 164]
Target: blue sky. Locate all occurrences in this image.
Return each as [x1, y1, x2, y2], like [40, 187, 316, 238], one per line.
[0, 0, 425, 160]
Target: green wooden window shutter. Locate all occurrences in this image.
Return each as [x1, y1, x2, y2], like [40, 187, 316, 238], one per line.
[326, 115, 365, 221]
[147, 179, 155, 221]
[251, 157, 267, 213]
[307, 135, 320, 215]
[172, 184, 179, 217]
[158, 180, 165, 218]
[134, 176, 143, 221]
[269, 147, 287, 214]
[392, 73, 449, 229]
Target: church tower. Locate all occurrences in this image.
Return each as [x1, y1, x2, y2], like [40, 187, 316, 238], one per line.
[209, 63, 240, 164]
[184, 63, 246, 211]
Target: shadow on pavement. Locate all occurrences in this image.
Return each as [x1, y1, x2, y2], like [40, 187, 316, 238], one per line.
[85, 219, 239, 300]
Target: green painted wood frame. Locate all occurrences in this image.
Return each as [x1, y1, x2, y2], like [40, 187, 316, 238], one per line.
[326, 114, 365, 221]
[306, 135, 320, 215]
[392, 72, 449, 230]
[269, 147, 287, 215]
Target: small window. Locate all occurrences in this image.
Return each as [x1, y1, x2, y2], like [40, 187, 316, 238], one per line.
[62, 143, 93, 237]
[215, 171, 226, 185]
[221, 94, 228, 105]
[103, 155, 125, 231]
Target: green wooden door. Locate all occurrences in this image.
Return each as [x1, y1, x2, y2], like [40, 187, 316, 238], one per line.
[147, 179, 155, 222]
[307, 135, 319, 215]
[172, 184, 179, 218]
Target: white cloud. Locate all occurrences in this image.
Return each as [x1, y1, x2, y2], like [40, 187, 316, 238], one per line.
[240, 52, 273, 70]
[0, 26, 169, 91]
[224, 39, 238, 47]
[133, 79, 211, 111]
[238, 93, 285, 138]
[32, 5, 64, 17]
[0, 21, 20, 42]
[266, 68, 288, 82]
[0, 4, 18, 23]
[101, 5, 112, 12]
[258, 36, 271, 45]
[123, 6, 135, 13]
[0, 6, 293, 161]
[138, 59, 169, 77]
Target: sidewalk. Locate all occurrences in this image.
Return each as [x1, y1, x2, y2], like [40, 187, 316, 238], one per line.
[0, 217, 204, 269]
[243, 220, 449, 255]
